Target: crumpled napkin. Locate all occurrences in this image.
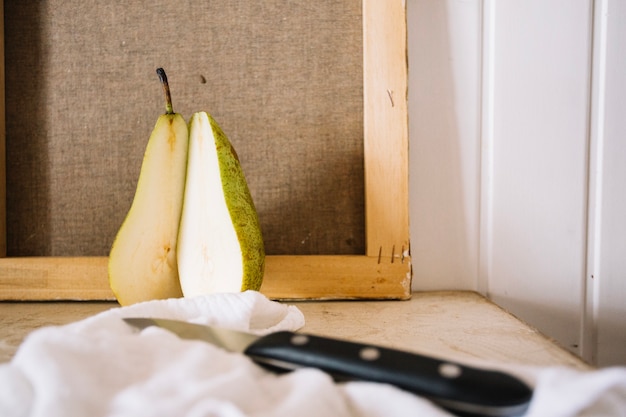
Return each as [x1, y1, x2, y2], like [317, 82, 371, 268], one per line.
[1, 290, 625, 417]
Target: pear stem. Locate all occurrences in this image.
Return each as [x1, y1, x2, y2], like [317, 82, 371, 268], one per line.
[156, 68, 174, 115]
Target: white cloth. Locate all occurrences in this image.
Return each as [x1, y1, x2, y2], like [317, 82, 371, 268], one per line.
[0, 290, 625, 417]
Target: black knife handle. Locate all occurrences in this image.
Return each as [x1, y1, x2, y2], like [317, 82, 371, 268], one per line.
[244, 331, 532, 417]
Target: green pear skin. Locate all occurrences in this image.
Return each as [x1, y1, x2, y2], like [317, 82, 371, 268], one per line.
[177, 112, 265, 296]
[108, 69, 188, 306]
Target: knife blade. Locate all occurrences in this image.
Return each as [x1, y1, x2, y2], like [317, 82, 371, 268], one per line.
[123, 317, 532, 417]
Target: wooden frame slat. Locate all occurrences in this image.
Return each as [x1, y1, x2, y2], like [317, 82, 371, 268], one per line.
[0, 255, 411, 301]
[364, 0, 410, 259]
[0, 2, 5, 259]
[0, 0, 411, 301]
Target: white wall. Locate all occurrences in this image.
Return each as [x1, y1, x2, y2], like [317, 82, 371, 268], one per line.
[408, 0, 626, 366]
[408, 0, 482, 291]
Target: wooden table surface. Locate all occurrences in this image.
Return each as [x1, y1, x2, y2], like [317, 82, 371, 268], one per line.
[0, 291, 588, 369]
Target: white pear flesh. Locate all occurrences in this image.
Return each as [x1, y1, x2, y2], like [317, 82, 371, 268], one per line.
[177, 112, 264, 296]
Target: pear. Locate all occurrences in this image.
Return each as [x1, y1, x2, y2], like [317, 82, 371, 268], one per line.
[177, 112, 265, 296]
[108, 68, 188, 306]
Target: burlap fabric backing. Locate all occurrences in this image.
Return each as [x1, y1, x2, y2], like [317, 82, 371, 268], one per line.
[5, 1, 364, 256]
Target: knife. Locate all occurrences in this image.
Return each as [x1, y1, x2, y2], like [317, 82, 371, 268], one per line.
[123, 317, 532, 417]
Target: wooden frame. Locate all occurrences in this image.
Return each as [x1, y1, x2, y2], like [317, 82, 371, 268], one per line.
[0, 0, 410, 301]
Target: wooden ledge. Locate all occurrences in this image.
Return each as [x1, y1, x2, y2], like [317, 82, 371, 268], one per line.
[0, 291, 587, 369]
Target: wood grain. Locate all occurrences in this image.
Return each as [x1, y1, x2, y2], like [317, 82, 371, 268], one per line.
[260, 255, 411, 300]
[363, 0, 410, 258]
[0, 1, 5, 258]
[293, 291, 589, 369]
[0, 257, 112, 300]
[0, 291, 588, 369]
[0, 255, 411, 301]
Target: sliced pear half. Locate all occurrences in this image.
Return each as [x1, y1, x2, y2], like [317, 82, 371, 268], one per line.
[177, 112, 265, 296]
[108, 68, 188, 306]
